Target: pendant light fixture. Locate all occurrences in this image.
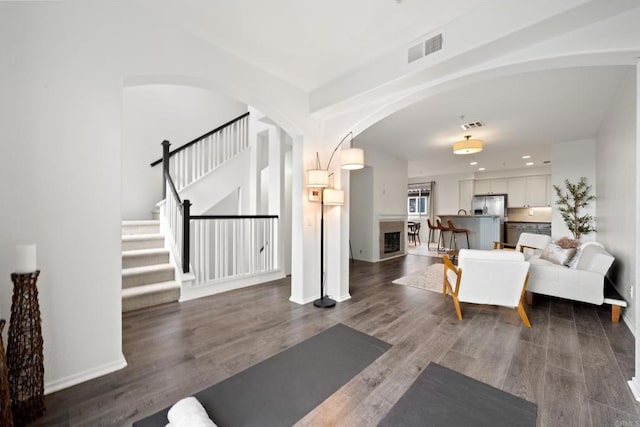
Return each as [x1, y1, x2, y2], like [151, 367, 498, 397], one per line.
[453, 135, 483, 155]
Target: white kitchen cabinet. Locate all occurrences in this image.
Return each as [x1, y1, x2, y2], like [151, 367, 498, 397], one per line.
[507, 177, 527, 207]
[475, 178, 508, 195]
[507, 175, 550, 207]
[527, 175, 547, 207]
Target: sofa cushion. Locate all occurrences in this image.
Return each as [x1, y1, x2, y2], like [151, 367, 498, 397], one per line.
[540, 244, 577, 266]
[575, 242, 614, 275]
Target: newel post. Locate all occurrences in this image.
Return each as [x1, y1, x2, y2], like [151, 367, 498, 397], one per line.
[162, 140, 171, 199]
[182, 199, 191, 274]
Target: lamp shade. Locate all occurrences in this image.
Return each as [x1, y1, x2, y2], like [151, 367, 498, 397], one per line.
[340, 148, 364, 170]
[307, 169, 329, 187]
[323, 188, 344, 206]
[453, 137, 483, 155]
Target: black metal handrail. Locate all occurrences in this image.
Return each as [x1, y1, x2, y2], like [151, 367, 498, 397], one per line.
[160, 139, 278, 275]
[150, 111, 250, 167]
[190, 215, 279, 220]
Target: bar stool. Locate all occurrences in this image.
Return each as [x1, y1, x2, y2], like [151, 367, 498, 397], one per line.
[426, 219, 438, 251]
[435, 219, 450, 253]
[447, 219, 470, 250]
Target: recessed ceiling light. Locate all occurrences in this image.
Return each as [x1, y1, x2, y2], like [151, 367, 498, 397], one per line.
[526, 162, 534, 166]
[470, 161, 478, 165]
[522, 155, 531, 159]
[478, 167, 486, 171]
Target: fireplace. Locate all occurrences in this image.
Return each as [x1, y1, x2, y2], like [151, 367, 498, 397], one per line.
[384, 232, 401, 253]
[379, 220, 405, 260]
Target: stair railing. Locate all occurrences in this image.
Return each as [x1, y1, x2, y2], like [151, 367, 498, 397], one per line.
[190, 215, 279, 285]
[162, 141, 191, 274]
[152, 112, 250, 190]
[159, 136, 279, 282]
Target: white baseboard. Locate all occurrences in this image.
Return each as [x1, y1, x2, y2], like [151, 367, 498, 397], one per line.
[44, 354, 127, 395]
[335, 293, 351, 302]
[289, 294, 318, 305]
[622, 311, 636, 336]
[629, 377, 640, 401]
[180, 271, 285, 302]
[289, 293, 351, 305]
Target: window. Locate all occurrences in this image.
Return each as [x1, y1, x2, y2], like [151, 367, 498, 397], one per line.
[408, 182, 431, 215]
[407, 196, 428, 214]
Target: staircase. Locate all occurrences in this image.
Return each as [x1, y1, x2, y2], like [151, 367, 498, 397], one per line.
[121, 220, 180, 312]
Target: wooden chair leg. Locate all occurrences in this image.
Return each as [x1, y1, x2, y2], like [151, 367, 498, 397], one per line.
[517, 302, 531, 328]
[612, 305, 621, 323]
[525, 291, 533, 305]
[452, 295, 463, 320]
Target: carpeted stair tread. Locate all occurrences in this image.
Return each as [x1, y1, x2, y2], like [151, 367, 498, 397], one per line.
[122, 263, 175, 289]
[122, 220, 160, 226]
[121, 220, 180, 310]
[122, 263, 174, 277]
[122, 248, 169, 257]
[122, 234, 164, 242]
[122, 220, 161, 236]
[121, 234, 165, 251]
[122, 281, 180, 312]
[122, 248, 170, 269]
[122, 280, 180, 298]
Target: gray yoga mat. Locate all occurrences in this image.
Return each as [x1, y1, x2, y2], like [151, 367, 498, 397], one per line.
[134, 323, 391, 427]
[379, 362, 537, 427]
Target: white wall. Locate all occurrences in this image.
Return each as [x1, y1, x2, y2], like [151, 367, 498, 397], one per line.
[595, 68, 637, 330]
[410, 172, 474, 216]
[122, 85, 247, 219]
[0, 1, 309, 393]
[350, 167, 374, 261]
[551, 139, 597, 241]
[355, 146, 408, 262]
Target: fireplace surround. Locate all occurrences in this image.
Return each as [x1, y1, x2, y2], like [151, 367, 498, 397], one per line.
[379, 221, 405, 260]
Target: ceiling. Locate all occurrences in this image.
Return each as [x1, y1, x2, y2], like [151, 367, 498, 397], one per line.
[130, 1, 633, 179]
[356, 66, 630, 177]
[132, 0, 489, 91]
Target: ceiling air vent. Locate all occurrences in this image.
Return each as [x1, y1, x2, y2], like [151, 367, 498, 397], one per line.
[460, 121, 484, 130]
[407, 33, 443, 64]
[424, 33, 443, 56]
[408, 43, 424, 63]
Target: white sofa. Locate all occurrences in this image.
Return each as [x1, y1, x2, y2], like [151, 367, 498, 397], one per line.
[525, 241, 625, 322]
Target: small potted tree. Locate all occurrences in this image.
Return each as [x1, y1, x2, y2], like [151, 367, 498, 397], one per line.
[553, 177, 596, 242]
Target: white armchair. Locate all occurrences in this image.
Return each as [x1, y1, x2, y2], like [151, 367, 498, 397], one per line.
[494, 232, 551, 257]
[443, 249, 532, 327]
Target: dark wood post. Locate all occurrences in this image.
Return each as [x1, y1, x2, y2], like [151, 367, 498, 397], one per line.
[182, 199, 191, 274]
[162, 140, 171, 199]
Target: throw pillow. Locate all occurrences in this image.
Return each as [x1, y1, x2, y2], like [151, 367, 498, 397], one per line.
[567, 249, 581, 269]
[555, 236, 579, 249]
[540, 244, 577, 266]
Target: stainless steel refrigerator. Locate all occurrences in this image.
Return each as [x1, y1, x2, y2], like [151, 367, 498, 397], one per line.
[471, 194, 508, 219]
[472, 194, 508, 241]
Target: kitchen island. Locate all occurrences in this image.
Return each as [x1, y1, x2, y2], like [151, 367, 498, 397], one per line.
[437, 214, 502, 250]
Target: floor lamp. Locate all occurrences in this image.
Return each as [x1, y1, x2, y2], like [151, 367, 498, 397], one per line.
[306, 132, 364, 308]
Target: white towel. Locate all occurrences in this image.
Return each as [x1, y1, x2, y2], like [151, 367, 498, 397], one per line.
[166, 396, 217, 427]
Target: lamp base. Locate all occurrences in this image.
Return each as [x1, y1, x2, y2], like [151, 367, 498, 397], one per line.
[313, 296, 336, 308]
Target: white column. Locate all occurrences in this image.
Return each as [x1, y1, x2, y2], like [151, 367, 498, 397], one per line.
[247, 110, 259, 215]
[268, 127, 282, 215]
[629, 59, 640, 401]
[290, 136, 318, 303]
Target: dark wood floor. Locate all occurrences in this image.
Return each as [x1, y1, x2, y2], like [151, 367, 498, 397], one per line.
[34, 254, 637, 426]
